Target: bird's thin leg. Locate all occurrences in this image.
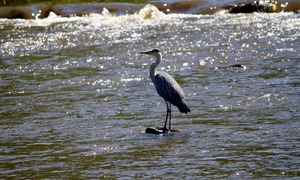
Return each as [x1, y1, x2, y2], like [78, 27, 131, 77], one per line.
[163, 101, 170, 133]
[168, 102, 172, 130]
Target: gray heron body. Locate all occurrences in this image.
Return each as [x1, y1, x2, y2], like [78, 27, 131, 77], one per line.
[139, 49, 190, 133]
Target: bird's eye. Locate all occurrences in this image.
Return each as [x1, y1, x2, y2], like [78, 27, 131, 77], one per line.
[152, 49, 160, 52]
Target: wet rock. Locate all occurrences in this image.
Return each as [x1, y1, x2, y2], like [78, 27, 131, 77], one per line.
[0, 1, 299, 19]
[227, 1, 278, 13]
[0, 4, 51, 19]
[145, 127, 180, 134]
[52, 3, 143, 17]
[216, 64, 246, 69]
[283, 0, 300, 12]
[196, 64, 247, 71]
[154, 1, 207, 14]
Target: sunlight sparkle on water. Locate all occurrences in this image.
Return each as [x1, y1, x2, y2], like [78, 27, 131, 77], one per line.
[0, 6, 299, 179]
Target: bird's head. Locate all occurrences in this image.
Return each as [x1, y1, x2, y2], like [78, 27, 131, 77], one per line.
[139, 49, 161, 59]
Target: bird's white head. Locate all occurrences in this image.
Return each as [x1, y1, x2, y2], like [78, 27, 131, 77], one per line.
[139, 49, 161, 59]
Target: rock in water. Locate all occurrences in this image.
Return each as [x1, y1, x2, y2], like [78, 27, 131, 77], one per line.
[145, 127, 179, 134]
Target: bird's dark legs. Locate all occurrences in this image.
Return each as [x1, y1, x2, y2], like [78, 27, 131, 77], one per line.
[163, 101, 171, 133]
[168, 102, 172, 130]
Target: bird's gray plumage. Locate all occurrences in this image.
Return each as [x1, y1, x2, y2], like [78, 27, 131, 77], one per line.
[154, 72, 190, 113]
[139, 48, 190, 132]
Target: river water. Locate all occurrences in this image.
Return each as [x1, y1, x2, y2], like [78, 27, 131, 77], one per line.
[1, 4, 300, 179]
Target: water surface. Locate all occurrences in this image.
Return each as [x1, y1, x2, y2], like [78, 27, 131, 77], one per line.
[1, 5, 300, 179]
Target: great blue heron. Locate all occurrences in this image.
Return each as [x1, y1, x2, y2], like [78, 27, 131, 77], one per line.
[139, 49, 190, 133]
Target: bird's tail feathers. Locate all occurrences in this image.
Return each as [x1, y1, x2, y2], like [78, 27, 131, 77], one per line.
[177, 99, 190, 114]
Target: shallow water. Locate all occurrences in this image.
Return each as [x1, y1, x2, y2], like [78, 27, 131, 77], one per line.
[1, 5, 300, 179]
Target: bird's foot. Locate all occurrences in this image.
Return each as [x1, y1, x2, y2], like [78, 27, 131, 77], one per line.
[160, 127, 180, 133]
[157, 127, 170, 134]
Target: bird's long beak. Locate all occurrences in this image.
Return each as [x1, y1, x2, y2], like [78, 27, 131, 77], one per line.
[139, 50, 151, 54]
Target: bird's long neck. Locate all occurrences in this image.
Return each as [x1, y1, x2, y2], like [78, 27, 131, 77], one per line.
[150, 53, 162, 83]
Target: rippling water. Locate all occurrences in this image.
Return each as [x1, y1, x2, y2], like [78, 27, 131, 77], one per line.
[1, 5, 300, 179]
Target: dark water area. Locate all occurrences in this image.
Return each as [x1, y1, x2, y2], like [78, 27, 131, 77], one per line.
[1, 2, 300, 179]
[0, 0, 300, 19]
